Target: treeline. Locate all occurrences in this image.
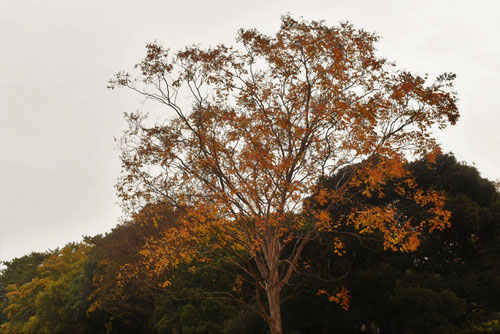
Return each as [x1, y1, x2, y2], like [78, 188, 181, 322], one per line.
[1, 154, 499, 333]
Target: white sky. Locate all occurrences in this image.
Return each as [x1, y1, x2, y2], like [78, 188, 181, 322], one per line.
[1, 0, 499, 263]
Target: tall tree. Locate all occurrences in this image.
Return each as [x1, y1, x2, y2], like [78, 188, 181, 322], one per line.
[110, 16, 458, 333]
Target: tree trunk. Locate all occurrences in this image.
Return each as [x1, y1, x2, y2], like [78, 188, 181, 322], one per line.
[266, 285, 283, 334]
[262, 230, 285, 334]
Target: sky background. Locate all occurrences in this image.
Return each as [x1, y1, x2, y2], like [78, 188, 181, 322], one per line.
[1, 0, 499, 263]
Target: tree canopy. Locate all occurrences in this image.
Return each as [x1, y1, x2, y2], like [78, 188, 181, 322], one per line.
[109, 15, 459, 333]
[1, 155, 498, 333]
[289, 154, 500, 333]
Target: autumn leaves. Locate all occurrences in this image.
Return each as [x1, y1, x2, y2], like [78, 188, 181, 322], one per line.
[109, 15, 458, 334]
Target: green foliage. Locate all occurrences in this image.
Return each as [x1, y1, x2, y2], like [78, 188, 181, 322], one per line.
[1, 243, 94, 333]
[0, 252, 50, 325]
[1, 154, 497, 333]
[85, 223, 160, 333]
[152, 259, 243, 333]
[290, 154, 500, 333]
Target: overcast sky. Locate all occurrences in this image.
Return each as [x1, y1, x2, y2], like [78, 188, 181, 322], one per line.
[1, 0, 499, 263]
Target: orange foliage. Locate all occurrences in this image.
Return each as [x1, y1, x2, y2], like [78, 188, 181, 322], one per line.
[110, 15, 458, 333]
[317, 287, 351, 311]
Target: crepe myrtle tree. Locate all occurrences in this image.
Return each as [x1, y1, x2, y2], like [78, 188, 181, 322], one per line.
[109, 16, 458, 334]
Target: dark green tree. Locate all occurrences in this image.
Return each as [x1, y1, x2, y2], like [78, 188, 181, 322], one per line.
[0, 252, 50, 326]
[287, 154, 500, 333]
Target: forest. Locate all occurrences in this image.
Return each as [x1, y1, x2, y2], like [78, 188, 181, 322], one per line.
[2, 16, 499, 333]
[1, 154, 499, 333]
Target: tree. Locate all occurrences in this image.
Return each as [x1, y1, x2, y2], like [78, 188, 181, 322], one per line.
[289, 154, 499, 333]
[0, 252, 50, 326]
[1, 243, 92, 333]
[109, 16, 458, 334]
[85, 204, 181, 333]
